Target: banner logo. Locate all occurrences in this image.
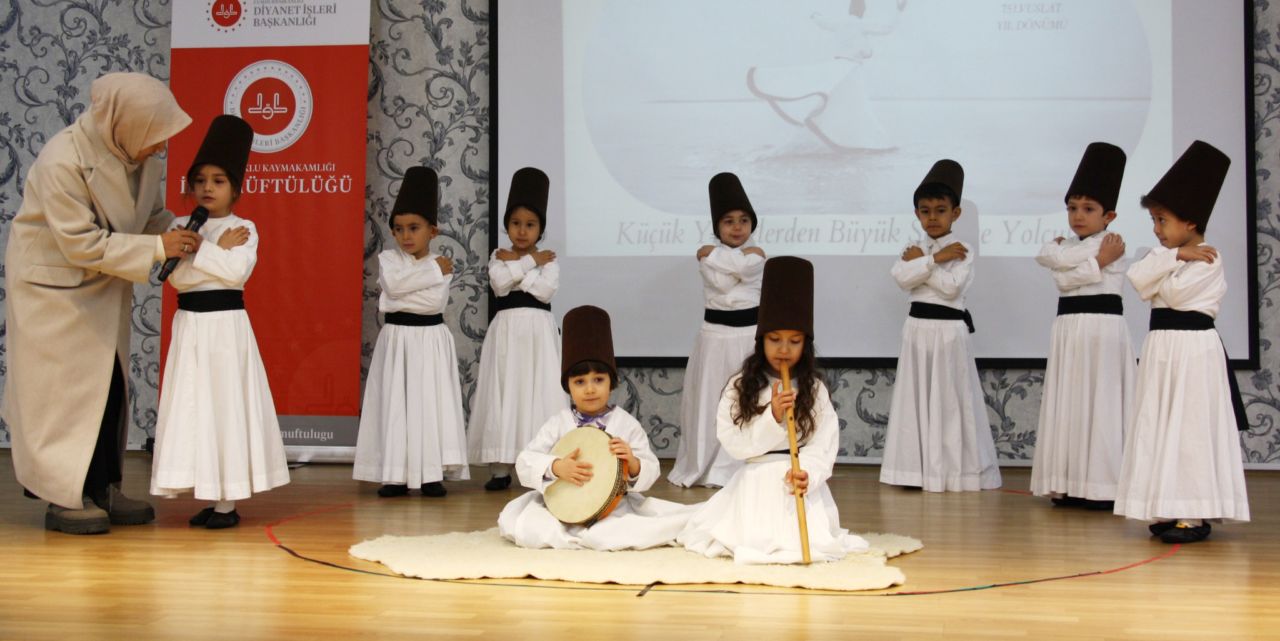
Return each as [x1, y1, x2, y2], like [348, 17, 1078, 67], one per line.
[207, 0, 246, 31]
[224, 60, 313, 153]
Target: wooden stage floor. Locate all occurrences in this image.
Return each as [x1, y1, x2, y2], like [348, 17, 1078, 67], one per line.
[0, 451, 1275, 640]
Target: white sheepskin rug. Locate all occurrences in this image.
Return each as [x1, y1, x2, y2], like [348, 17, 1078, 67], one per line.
[349, 528, 922, 591]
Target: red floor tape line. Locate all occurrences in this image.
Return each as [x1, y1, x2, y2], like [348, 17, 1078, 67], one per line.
[264, 502, 1182, 597]
[264, 502, 355, 546]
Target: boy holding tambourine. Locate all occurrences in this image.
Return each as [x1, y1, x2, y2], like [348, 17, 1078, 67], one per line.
[497, 305, 693, 550]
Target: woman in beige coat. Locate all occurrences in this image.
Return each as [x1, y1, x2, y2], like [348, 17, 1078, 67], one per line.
[3, 72, 203, 534]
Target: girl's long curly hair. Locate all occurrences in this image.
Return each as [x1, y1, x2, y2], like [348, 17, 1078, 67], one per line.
[731, 336, 820, 444]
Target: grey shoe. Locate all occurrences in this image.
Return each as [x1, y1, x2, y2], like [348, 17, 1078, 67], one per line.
[45, 498, 111, 535]
[92, 485, 156, 525]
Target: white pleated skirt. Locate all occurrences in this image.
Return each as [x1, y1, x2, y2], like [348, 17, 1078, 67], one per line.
[667, 322, 754, 488]
[880, 317, 1002, 492]
[151, 309, 290, 502]
[1114, 329, 1249, 522]
[678, 454, 869, 564]
[467, 308, 567, 466]
[498, 491, 696, 551]
[1030, 314, 1136, 500]
[353, 323, 470, 485]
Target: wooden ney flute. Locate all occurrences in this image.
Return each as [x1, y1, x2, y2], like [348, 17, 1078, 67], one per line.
[780, 363, 812, 564]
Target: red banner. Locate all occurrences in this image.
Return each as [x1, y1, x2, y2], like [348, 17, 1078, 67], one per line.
[165, 2, 369, 453]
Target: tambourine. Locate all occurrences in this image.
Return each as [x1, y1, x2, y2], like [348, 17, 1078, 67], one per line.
[543, 427, 628, 526]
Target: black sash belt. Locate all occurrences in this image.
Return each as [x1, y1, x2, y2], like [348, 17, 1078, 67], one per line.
[177, 290, 244, 312]
[1149, 308, 1249, 432]
[492, 289, 551, 312]
[704, 307, 759, 328]
[764, 441, 812, 456]
[1149, 308, 1214, 331]
[384, 311, 444, 326]
[1057, 294, 1123, 316]
[909, 302, 975, 333]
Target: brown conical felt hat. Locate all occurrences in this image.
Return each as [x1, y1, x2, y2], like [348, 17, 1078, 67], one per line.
[561, 305, 617, 391]
[391, 166, 440, 226]
[755, 256, 814, 339]
[504, 167, 550, 230]
[1145, 140, 1231, 233]
[708, 172, 757, 237]
[188, 114, 254, 189]
[1064, 142, 1126, 212]
[913, 159, 964, 206]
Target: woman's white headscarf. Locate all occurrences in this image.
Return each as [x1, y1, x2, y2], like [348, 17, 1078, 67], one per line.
[86, 72, 192, 166]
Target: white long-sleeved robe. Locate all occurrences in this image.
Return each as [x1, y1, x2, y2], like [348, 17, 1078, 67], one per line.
[880, 232, 1001, 492]
[353, 249, 470, 486]
[669, 242, 764, 488]
[498, 408, 695, 550]
[1030, 231, 1136, 501]
[151, 214, 290, 501]
[678, 375, 869, 564]
[468, 250, 569, 467]
[1114, 245, 1248, 522]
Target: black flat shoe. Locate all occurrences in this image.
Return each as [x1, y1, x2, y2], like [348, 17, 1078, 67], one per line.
[1051, 496, 1085, 507]
[1079, 499, 1115, 511]
[421, 482, 447, 497]
[1148, 520, 1178, 536]
[484, 475, 512, 491]
[377, 484, 409, 497]
[1159, 522, 1211, 544]
[205, 510, 240, 530]
[189, 507, 216, 526]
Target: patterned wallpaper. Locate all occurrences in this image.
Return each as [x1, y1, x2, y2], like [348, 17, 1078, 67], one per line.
[0, 0, 1277, 466]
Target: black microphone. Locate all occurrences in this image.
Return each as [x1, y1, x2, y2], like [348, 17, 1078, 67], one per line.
[157, 206, 209, 282]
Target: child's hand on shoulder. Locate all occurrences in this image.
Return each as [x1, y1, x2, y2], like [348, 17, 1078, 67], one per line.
[216, 226, 250, 250]
[696, 245, 715, 260]
[901, 246, 925, 261]
[435, 255, 454, 275]
[495, 248, 519, 261]
[933, 242, 968, 263]
[743, 246, 766, 258]
[770, 381, 796, 423]
[533, 249, 557, 266]
[1096, 233, 1125, 268]
[784, 468, 809, 496]
[552, 448, 593, 486]
[1177, 244, 1217, 264]
[608, 437, 641, 479]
